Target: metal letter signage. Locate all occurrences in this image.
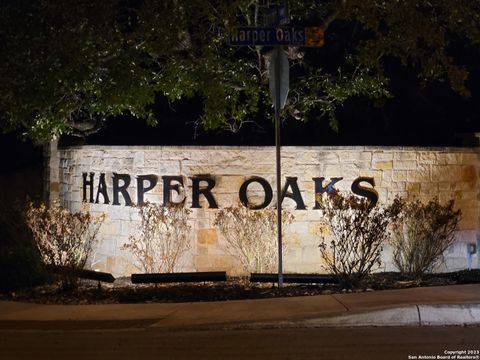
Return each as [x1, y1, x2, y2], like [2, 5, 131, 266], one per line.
[162, 176, 186, 205]
[281, 177, 306, 210]
[351, 177, 379, 206]
[191, 176, 219, 209]
[112, 173, 133, 206]
[313, 177, 343, 209]
[137, 175, 158, 205]
[239, 176, 274, 210]
[95, 173, 110, 204]
[81, 172, 377, 209]
[82, 172, 94, 203]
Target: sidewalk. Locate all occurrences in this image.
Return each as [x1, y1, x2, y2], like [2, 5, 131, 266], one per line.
[0, 284, 479, 330]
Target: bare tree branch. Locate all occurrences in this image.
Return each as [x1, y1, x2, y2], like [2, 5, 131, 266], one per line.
[322, 0, 346, 30]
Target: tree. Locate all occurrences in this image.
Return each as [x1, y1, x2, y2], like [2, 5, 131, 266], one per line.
[1, 0, 479, 140]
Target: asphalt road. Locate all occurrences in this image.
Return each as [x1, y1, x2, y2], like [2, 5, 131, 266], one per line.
[1, 326, 479, 360]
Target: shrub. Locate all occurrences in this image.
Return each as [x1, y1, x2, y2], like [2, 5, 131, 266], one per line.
[26, 202, 104, 290]
[122, 202, 192, 273]
[389, 198, 461, 275]
[213, 206, 293, 274]
[316, 192, 402, 288]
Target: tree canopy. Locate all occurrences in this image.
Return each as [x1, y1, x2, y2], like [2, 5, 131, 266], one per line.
[1, 0, 479, 140]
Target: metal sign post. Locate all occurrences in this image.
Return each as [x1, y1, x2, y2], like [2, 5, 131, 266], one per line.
[229, 2, 324, 288]
[276, 103, 283, 288]
[269, 47, 289, 287]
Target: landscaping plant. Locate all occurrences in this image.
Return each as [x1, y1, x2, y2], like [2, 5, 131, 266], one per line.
[316, 191, 402, 288]
[390, 198, 461, 275]
[122, 202, 192, 273]
[26, 202, 104, 290]
[214, 206, 293, 274]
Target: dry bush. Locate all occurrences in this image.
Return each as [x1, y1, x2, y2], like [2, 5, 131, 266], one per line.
[316, 192, 402, 288]
[213, 206, 293, 274]
[26, 202, 104, 289]
[122, 202, 192, 273]
[390, 198, 461, 275]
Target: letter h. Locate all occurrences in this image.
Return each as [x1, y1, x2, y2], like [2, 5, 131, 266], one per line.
[82, 172, 94, 203]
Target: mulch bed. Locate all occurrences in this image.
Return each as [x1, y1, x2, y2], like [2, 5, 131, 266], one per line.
[1, 270, 479, 305]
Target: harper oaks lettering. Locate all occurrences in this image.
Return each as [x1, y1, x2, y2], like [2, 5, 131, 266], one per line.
[82, 172, 379, 209]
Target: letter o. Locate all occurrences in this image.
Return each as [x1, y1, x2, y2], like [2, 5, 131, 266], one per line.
[239, 177, 273, 210]
[276, 28, 284, 41]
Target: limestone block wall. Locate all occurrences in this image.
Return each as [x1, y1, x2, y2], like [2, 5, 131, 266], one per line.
[57, 146, 480, 276]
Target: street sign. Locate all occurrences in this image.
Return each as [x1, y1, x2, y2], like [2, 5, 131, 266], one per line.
[268, 46, 290, 288]
[228, 13, 326, 289]
[269, 48, 289, 111]
[229, 27, 324, 47]
[306, 27, 325, 47]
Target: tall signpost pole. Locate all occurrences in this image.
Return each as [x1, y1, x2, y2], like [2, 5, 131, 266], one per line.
[272, 0, 289, 289]
[275, 57, 283, 288]
[229, 4, 324, 289]
[269, 47, 289, 288]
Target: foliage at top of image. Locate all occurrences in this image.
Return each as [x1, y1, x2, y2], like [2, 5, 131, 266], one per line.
[389, 197, 461, 275]
[316, 191, 402, 288]
[26, 202, 104, 290]
[1, 0, 479, 139]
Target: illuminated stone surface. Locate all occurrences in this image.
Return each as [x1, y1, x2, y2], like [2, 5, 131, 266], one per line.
[197, 229, 218, 246]
[52, 146, 479, 276]
[374, 160, 394, 170]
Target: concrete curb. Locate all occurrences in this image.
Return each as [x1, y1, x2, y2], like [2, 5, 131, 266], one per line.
[302, 304, 480, 327]
[1, 285, 480, 330]
[306, 306, 421, 327]
[418, 304, 480, 326]
[313, 304, 480, 327]
[218, 304, 480, 330]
